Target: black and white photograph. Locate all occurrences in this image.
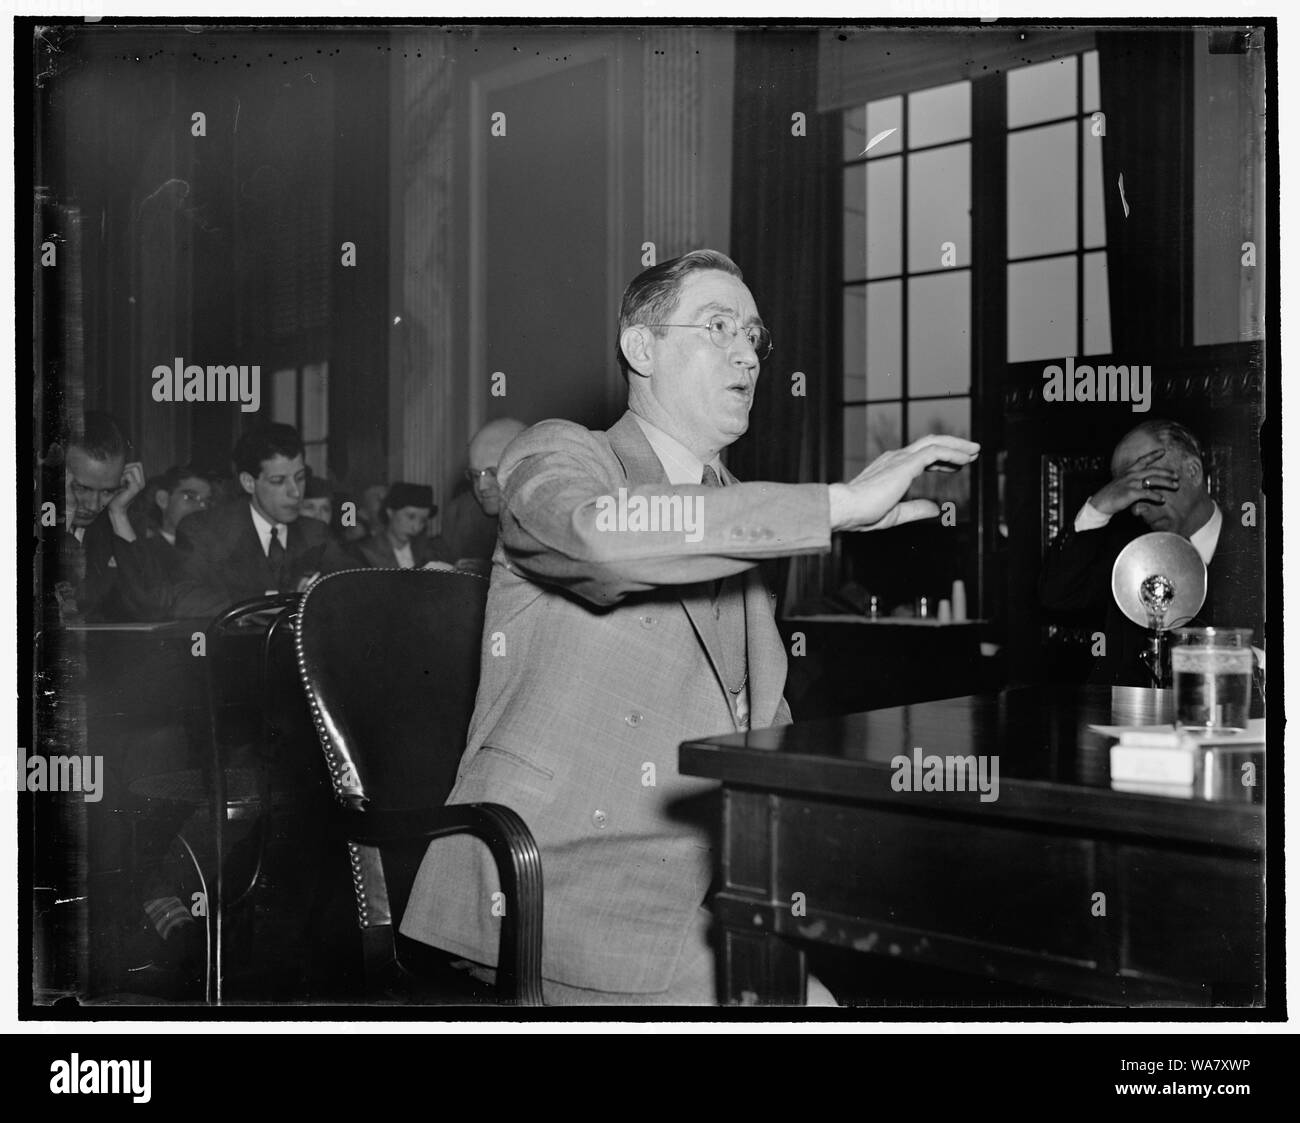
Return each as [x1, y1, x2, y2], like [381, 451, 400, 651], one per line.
[13, 6, 1288, 1060]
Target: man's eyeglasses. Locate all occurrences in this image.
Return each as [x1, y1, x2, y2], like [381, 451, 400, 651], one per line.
[465, 467, 498, 485]
[644, 313, 773, 361]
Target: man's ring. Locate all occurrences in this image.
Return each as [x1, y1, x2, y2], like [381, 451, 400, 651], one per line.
[1142, 478, 1150, 489]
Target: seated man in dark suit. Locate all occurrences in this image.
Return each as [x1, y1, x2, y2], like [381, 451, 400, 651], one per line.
[49, 411, 169, 623]
[134, 464, 214, 584]
[1039, 419, 1264, 686]
[353, 481, 455, 570]
[172, 424, 354, 618]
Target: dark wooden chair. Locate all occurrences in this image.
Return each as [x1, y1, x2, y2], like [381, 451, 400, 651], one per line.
[292, 567, 543, 1005]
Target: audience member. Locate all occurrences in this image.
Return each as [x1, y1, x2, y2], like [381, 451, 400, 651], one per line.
[300, 476, 334, 526]
[49, 411, 169, 622]
[172, 424, 354, 618]
[353, 481, 455, 570]
[441, 418, 526, 574]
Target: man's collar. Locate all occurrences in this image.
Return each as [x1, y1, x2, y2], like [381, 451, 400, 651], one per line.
[248, 501, 286, 538]
[1189, 501, 1222, 566]
[629, 412, 723, 486]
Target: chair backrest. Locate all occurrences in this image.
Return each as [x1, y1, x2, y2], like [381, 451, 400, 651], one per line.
[294, 567, 489, 809]
[293, 567, 489, 924]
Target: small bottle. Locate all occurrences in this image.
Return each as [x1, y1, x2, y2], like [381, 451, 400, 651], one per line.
[937, 598, 952, 623]
[867, 594, 880, 620]
[952, 579, 967, 622]
[917, 596, 929, 619]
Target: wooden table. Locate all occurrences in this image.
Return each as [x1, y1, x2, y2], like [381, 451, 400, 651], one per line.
[680, 685, 1265, 1007]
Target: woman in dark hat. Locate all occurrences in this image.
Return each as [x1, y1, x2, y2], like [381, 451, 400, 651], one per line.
[352, 481, 456, 570]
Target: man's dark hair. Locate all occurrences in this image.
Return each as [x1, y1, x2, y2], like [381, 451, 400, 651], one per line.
[615, 249, 743, 381]
[1130, 419, 1206, 468]
[232, 423, 304, 479]
[157, 463, 209, 493]
[136, 464, 207, 526]
[68, 411, 131, 464]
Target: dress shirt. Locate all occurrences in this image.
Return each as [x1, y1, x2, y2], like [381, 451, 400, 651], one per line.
[248, 502, 290, 557]
[630, 413, 724, 486]
[1074, 498, 1222, 566]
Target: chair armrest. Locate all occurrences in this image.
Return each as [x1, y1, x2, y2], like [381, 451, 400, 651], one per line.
[339, 802, 543, 1006]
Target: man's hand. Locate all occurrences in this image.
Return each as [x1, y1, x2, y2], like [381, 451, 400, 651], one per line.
[1088, 448, 1179, 517]
[421, 561, 455, 572]
[296, 572, 322, 593]
[828, 435, 980, 533]
[106, 461, 146, 542]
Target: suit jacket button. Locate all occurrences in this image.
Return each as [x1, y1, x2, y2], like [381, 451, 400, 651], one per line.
[625, 712, 643, 726]
[592, 809, 608, 828]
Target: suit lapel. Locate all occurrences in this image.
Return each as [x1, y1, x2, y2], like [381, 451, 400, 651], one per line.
[606, 412, 730, 693]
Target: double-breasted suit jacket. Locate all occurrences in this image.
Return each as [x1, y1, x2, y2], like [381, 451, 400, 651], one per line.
[400, 411, 831, 993]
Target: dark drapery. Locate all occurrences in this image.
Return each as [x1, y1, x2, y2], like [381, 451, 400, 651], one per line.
[728, 30, 838, 602]
[1096, 30, 1193, 353]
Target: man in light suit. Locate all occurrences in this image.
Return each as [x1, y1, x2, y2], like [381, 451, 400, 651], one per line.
[400, 250, 979, 1003]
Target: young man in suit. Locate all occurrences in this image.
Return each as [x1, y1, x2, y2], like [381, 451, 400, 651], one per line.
[1039, 419, 1264, 685]
[399, 249, 979, 1004]
[353, 482, 456, 570]
[171, 424, 353, 619]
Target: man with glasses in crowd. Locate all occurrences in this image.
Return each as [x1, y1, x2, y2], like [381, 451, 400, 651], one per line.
[401, 249, 979, 1004]
[441, 417, 527, 575]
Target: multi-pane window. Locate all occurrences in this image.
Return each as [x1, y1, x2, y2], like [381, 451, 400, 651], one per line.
[1006, 50, 1111, 361]
[269, 361, 330, 476]
[840, 50, 1110, 525]
[842, 80, 972, 517]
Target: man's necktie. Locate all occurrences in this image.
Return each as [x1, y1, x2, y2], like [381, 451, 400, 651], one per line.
[700, 466, 723, 600]
[699, 464, 749, 729]
[268, 525, 288, 590]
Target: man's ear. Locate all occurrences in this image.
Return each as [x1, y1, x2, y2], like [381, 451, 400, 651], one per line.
[1184, 455, 1204, 485]
[237, 471, 257, 497]
[154, 488, 170, 514]
[619, 325, 654, 379]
